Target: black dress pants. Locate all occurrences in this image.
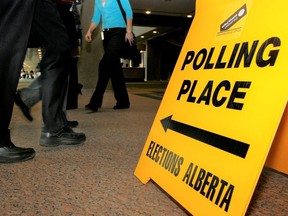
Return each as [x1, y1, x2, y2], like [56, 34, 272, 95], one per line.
[0, 0, 71, 146]
[0, 0, 36, 146]
[31, 0, 71, 132]
[89, 28, 130, 107]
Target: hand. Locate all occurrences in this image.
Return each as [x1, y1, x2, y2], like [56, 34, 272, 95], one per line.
[85, 31, 92, 42]
[125, 32, 134, 46]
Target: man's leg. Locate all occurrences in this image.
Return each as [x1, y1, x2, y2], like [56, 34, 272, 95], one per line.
[30, 0, 85, 146]
[31, 0, 69, 132]
[0, 0, 36, 163]
[15, 75, 42, 121]
[18, 76, 42, 108]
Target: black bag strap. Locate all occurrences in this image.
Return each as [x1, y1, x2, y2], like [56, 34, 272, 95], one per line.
[116, 0, 126, 24]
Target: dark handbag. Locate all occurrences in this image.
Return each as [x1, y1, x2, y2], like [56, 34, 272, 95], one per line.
[121, 32, 137, 59]
[116, 0, 137, 59]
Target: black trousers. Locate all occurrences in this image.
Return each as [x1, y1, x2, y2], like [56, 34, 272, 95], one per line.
[0, 0, 71, 145]
[89, 28, 130, 107]
[31, 0, 71, 132]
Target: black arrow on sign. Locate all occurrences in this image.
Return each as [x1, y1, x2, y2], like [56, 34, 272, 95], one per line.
[161, 115, 250, 158]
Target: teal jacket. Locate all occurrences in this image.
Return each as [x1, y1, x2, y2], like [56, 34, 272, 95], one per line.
[91, 0, 133, 29]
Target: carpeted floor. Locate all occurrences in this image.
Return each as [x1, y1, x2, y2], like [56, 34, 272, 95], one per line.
[0, 81, 287, 215]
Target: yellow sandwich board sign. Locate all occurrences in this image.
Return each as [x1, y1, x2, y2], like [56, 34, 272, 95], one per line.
[266, 103, 288, 174]
[134, 0, 288, 215]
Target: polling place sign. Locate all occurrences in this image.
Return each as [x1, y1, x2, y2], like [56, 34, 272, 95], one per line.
[265, 103, 288, 174]
[134, 0, 288, 215]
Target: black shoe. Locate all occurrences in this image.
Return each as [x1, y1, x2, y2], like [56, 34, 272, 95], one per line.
[0, 143, 35, 163]
[67, 120, 79, 128]
[40, 126, 86, 147]
[15, 92, 33, 121]
[113, 104, 130, 109]
[85, 104, 98, 112]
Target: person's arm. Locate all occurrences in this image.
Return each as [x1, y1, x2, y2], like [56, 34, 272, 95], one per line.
[125, 18, 134, 45]
[122, 0, 134, 45]
[126, 18, 132, 33]
[85, 22, 97, 42]
[85, 1, 100, 42]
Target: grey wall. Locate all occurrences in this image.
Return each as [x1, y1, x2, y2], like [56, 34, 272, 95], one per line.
[78, 0, 103, 89]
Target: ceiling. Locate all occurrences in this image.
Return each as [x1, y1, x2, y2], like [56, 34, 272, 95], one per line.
[130, 0, 195, 17]
[130, 0, 195, 44]
[23, 0, 196, 71]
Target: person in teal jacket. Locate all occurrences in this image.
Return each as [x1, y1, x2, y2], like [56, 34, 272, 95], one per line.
[85, 0, 134, 112]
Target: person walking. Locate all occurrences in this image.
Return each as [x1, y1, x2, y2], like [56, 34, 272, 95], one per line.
[0, 0, 85, 163]
[28, 0, 86, 148]
[85, 0, 134, 112]
[15, 0, 84, 124]
[0, 0, 38, 163]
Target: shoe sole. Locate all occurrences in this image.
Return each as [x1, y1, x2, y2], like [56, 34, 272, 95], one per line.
[40, 136, 86, 147]
[0, 152, 35, 163]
